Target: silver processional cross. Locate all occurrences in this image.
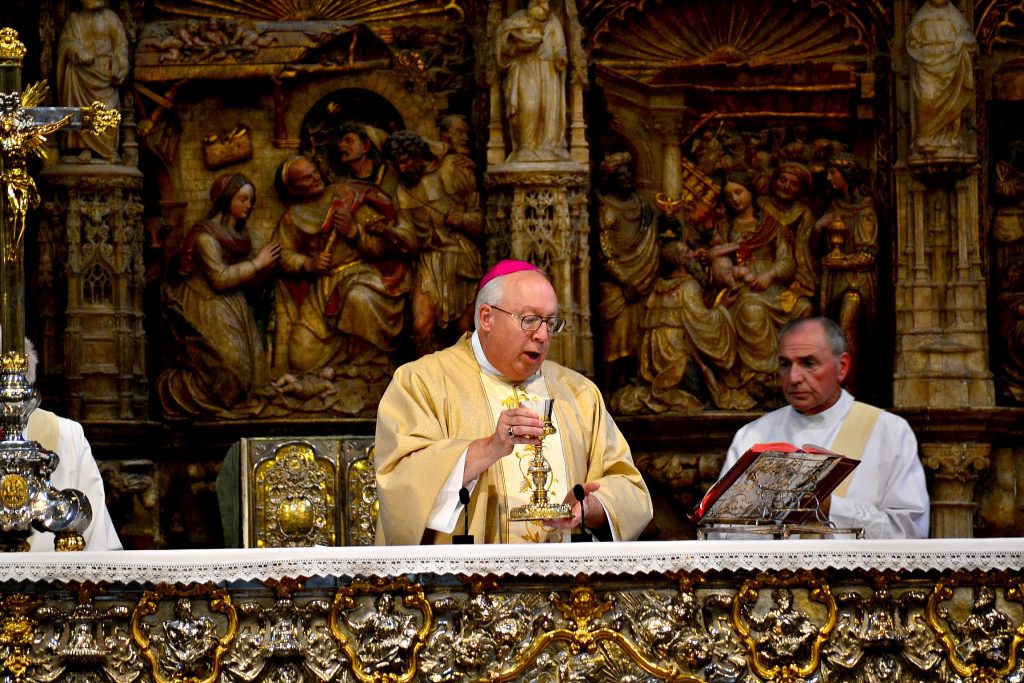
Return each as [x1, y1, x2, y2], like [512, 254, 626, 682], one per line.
[0, 27, 119, 551]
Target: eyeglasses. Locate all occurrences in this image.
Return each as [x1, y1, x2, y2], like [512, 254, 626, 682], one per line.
[488, 305, 567, 334]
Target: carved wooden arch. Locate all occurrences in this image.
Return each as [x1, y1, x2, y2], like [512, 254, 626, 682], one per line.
[281, 72, 441, 152]
[580, 0, 892, 58]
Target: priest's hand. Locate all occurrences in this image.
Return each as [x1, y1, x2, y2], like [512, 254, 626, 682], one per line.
[549, 482, 606, 531]
[462, 407, 543, 486]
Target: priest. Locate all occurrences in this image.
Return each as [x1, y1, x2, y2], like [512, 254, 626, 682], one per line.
[375, 260, 652, 544]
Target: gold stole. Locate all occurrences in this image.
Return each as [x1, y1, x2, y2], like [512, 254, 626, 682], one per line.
[829, 402, 882, 498]
[479, 372, 568, 543]
[26, 409, 59, 453]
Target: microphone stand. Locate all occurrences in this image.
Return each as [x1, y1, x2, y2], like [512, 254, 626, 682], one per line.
[453, 487, 474, 544]
[571, 484, 591, 542]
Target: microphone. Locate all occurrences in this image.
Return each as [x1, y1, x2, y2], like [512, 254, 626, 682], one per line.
[571, 484, 591, 543]
[452, 487, 474, 544]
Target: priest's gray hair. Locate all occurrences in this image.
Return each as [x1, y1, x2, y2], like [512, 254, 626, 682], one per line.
[474, 278, 506, 329]
[777, 317, 846, 357]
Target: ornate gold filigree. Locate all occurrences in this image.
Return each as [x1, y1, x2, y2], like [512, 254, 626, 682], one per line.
[732, 572, 837, 681]
[0, 352, 27, 375]
[346, 444, 378, 546]
[487, 585, 703, 683]
[81, 101, 122, 136]
[130, 583, 238, 683]
[151, 0, 465, 24]
[928, 573, 1024, 681]
[0, 594, 40, 678]
[328, 577, 432, 683]
[255, 441, 337, 547]
[0, 28, 25, 66]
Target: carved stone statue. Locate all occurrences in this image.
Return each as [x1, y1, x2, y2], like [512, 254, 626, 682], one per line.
[595, 151, 659, 389]
[757, 162, 816, 319]
[382, 130, 482, 356]
[270, 155, 415, 376]
[713, 171, 795, 397]
[611, 198, 755, 414]
[496, 0, 569, 162]
[56, 0, 129, 163]
[156, 173, 281, 418]
[817, 153, 878, 390]
[907, 0, 976, 157]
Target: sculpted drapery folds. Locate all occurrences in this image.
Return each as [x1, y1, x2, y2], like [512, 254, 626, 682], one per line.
[714, 172, 797, 389]
[157, 174, 281, 417]
[817, 153, 878, 387]
[596, 152, 659, 388]
[496, 0, 569, 162]
[907, 0, 976, 156]
[382, 130, 483, 356]
[56, 0, 129, 162]
[757, 162, 817, 320]
[271, 156, 416, 377]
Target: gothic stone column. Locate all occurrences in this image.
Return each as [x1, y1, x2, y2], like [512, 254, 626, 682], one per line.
[38, 164, 147, 421]
[485, 161, 592, 376]
[921, 441, 990, 539]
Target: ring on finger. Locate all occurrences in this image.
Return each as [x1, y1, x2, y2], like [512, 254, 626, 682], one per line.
[507, 426, 515, 438]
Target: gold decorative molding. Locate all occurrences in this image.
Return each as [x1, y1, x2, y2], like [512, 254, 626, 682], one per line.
[0, 28, 25, 66]
[130, 583, 238, 683]
[0, 594, 39, 678]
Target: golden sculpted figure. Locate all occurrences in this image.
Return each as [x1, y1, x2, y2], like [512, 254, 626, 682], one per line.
[270, 156, 416, 376]
[381, 130, 482, 356]
[56, 0, 129, 163]
[496, 0, 569, 162]
[907, 0, 976, 157]
[595, 151, 659, 389]
[816, 153, 878, 389]
[157, 173, 281, 417]
[757, 162, 816, 319]
[713, 172, 796, 394]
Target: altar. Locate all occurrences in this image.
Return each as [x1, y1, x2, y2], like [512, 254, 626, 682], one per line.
[4, 539, 1024, 682]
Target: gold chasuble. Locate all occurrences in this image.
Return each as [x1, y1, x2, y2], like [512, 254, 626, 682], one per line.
[375, 334, 652, 545]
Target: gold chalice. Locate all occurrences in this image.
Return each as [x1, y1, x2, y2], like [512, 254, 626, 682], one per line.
[508, 398, 573, 521]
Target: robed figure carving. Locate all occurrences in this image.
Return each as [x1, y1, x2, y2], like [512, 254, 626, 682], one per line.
[496, 0, 569, 162]
[57, 0, 129, 163]
[907, 0, 976, 157]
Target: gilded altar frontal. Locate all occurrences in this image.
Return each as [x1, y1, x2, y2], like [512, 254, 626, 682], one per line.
[0, 0, 1020, 548]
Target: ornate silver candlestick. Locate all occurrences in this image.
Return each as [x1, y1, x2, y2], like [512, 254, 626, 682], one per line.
[508, 398, 572, 522]
[0, 28, 116, 550]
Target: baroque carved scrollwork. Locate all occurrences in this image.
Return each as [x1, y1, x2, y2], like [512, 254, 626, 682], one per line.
[130, 583, 238, 683]
[328, 577, 433, 682]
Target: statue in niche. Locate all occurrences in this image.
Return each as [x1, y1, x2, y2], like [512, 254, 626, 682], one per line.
[269, 155, 415, 378]
[907, 0, 976, 157]
[382, 130, 482, 356]
[757, 162, 817, 320]
[56, 0, 129, 163]
[594, 151, 659, 390]
[816, 153, 878, 392]
[742, 588, 817, 667]
[156, 173, 281, 418]
[712, 171, 796, 401]
[496, 0, 569, 162]
[939, 586, 1014, 668]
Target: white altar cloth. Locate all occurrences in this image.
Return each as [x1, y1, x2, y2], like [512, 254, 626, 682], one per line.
[5, 538, 1023, 585]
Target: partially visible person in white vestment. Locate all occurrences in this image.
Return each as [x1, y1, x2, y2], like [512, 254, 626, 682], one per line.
[23, 339, 122, 551]
[720, 317, 929, 539]
[375, 260, 652, 545]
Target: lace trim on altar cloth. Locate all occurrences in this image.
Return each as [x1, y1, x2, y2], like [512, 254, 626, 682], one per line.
[5, 539, 1023, 585]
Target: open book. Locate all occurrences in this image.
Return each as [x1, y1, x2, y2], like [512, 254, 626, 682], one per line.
[690, 442, 859, 526]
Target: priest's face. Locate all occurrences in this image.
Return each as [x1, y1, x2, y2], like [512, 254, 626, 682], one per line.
[777, 320, 850, 415]
[480, 271, 558, 382]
